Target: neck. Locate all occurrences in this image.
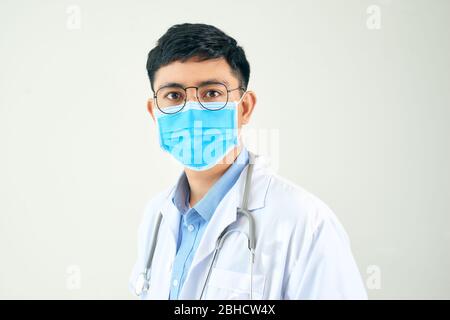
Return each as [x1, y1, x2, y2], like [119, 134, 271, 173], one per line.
[185, 145, 242, 207]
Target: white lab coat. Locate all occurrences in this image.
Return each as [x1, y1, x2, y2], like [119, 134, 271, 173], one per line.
[129, 154, 368, 299]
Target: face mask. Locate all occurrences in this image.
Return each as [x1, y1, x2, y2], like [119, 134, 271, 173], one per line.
[154, 94, 246, 171]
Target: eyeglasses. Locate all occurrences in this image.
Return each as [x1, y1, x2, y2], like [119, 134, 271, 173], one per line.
[154, 82, 245, 114]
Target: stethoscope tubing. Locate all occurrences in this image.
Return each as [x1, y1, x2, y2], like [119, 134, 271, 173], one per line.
[137, 152, 257, 298]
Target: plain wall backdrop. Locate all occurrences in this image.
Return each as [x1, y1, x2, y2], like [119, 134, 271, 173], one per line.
[1, 0, 449, 299]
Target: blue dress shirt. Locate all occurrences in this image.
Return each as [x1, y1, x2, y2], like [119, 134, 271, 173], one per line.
[168, 148, 249, 299]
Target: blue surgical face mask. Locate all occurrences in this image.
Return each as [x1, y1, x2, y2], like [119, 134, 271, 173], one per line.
[154, 94, 246, 171]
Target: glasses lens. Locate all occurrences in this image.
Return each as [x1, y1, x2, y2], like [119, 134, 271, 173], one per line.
[156, 87, 186, 114]
[198, 83, 228, 110]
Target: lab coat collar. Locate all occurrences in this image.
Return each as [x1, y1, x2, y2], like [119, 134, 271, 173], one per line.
[159, 186, 181, 258]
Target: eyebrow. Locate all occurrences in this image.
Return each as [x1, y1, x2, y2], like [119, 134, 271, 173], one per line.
[157, 78, 231, 90]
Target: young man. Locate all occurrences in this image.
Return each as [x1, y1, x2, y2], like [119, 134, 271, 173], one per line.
[129, 23, 367, 299]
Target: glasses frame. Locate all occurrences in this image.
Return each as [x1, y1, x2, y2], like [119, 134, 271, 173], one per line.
[153, 82, 246, 114]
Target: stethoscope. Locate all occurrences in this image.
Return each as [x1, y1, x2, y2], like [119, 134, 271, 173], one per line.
[135, 153, 257, 299]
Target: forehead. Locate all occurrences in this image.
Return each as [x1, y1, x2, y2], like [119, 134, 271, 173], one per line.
[153, 57, 239, 90]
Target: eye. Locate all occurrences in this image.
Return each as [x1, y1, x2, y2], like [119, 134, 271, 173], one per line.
[204, 90, 222, 98]
[165, 92, 183, 100]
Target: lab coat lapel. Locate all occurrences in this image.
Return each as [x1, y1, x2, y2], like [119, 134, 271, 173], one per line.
[147, 193, 180, 299]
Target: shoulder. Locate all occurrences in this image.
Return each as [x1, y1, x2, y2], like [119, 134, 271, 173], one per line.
[263, 170, 350, 244]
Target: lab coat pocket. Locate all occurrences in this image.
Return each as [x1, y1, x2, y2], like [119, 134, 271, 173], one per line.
[206, 267, 266, 300]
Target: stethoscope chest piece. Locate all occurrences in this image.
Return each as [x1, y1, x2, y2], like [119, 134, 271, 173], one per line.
[135, 271, 150, 296]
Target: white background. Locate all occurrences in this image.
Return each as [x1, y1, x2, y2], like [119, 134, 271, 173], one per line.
[1, 0, 449, 299]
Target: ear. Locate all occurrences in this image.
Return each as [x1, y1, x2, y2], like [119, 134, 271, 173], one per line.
[147, 98, 156, 122]
[240, 91, 257, 125]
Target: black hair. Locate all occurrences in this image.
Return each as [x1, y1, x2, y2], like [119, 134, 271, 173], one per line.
[146, 23, 250, 92]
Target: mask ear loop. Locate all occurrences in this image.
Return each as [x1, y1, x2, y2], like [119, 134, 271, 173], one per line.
[235, 90, 248, 106]
[150, 97, 164, 150]
[234, 90, 249, 153]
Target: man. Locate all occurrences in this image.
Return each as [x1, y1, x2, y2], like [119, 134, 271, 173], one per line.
[129, 23, 367, 299]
